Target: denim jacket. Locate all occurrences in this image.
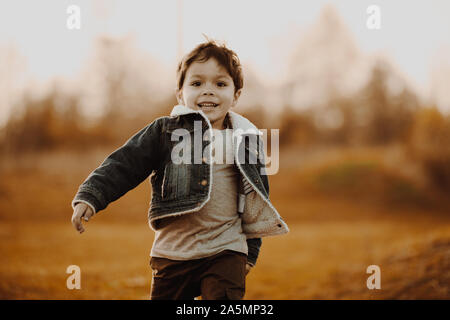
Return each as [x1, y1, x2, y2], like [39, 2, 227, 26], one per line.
[72, 105, 289, 266]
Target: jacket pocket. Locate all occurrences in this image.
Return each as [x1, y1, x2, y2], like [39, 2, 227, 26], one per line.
[161, 163, 190, 200]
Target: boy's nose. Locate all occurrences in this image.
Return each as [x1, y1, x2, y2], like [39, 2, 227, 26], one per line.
[202, 85, 215, 96]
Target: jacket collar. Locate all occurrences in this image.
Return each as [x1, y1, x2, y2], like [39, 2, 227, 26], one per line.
[170, 104, 262, 136]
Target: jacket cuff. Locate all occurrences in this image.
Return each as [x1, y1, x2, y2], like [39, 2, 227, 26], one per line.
[71, 199, 97, 215]
[246, 238, 262, 266]
[72, 191, 102, 214]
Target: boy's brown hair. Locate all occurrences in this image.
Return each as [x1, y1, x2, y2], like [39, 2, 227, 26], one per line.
[176, 40, 243, 94]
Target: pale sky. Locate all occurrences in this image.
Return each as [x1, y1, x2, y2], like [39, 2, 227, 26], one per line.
[1, 0, 450, 120]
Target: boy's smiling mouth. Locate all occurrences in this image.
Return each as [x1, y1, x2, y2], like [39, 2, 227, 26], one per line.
[198, 102, 219, 108]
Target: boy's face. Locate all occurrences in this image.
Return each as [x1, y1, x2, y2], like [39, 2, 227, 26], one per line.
[177, 58, 241, 130]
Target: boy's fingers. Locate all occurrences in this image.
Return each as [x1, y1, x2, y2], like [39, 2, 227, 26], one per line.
[245, 263, 252, 275]
[72, 204, 87, 233]
[83, 207, 94, 222]
[71, 215, 84, 233]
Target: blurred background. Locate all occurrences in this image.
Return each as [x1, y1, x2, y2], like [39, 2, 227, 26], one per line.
[0, 0, 449, 299]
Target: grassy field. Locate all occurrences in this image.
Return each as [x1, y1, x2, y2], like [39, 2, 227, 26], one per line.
[1, 146, 449, 299]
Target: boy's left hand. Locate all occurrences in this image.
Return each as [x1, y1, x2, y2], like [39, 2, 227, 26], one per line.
[245, 263, 252, 275]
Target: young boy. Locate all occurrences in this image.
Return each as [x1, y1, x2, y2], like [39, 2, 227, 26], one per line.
[71, 40, 289, 300]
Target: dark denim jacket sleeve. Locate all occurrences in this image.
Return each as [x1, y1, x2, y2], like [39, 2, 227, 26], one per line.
[73, 118, 162, 213]
[246, 238, 262, 266]
[245, 136, 271, 266]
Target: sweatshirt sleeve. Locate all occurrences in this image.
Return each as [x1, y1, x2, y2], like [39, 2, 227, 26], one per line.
[72, 118, 162, 213]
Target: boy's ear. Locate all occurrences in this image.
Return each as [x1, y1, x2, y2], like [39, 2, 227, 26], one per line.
[232, 89, 242, 107]
[176, 90, 183, 105]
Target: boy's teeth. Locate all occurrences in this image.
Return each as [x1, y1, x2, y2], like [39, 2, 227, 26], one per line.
[199, 103, 217, 107]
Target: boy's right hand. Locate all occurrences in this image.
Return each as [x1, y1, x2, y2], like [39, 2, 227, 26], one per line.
[71, 203, 94, 234]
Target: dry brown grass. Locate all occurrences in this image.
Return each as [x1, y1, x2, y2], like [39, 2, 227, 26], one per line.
[1, 146, 449, 299]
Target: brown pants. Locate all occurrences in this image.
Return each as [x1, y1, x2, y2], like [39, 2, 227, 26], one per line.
[150, 250, 247, 300]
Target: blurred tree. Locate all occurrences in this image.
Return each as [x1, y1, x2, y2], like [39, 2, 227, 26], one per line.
[3, 87, 115, 154]
[82, 36, 174, 141]
[315, 96, 356, 146]
[278, 105, 317, 146]
[284, 5, 366, 110]
[5, 91, 58, 153]
[277, 59, 420, 149]
[354, 59, 418, 145]
[407, 107, 450, 194]
[94, 39, 171, 108]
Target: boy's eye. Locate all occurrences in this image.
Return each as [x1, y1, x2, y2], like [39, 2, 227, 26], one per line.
[217, 82, 227, 87]
[191, 81, 201, 86]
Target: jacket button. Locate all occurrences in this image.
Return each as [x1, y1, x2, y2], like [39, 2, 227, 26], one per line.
[200, 179, 208, 186]
[277, 224, 282, 228]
